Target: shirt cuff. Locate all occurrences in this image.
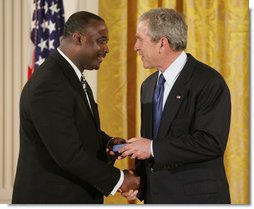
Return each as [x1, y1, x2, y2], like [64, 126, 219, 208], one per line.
[110, 170, 124, 195]
[151, 140, 154, 157]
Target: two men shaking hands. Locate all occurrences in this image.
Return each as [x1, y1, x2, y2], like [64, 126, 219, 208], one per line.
[107, 137, 152, 200]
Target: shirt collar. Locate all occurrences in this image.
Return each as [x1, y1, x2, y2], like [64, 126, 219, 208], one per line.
[158, 51, 187, 85]
[57, 48, 82, 81]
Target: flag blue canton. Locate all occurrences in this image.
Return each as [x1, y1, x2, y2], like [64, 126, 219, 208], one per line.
[31, 0, 65, 69]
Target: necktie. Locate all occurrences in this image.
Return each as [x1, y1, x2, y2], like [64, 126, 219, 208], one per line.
[153, 74, 166, 139]
[81, 74, 93, 115]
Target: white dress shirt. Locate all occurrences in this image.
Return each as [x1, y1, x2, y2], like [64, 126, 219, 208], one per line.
[57, 48, 123, 195]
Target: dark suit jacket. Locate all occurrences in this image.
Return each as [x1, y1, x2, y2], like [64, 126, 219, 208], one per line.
[12, 50, 120, 204]
[136, 54, 231, 204]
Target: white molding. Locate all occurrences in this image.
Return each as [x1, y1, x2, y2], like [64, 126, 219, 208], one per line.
[0, 189, 12, 204]
[250, 0, 254, 9]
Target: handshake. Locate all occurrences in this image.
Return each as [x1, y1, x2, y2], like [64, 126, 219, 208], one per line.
[106, 137, 152, 200]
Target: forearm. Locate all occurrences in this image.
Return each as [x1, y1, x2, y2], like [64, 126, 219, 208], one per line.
[153, 130, 228, 165]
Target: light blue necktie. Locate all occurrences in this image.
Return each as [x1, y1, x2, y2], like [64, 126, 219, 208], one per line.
[153, 74, 165, 139]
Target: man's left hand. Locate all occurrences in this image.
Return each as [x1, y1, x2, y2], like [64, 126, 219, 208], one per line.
[119, 137, 152, 160]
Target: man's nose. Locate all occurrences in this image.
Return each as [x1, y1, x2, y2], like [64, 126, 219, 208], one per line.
[104, 44, 109, 53]
[134, 42, 139, 51]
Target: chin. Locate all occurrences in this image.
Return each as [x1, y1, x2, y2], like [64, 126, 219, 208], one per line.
[90, 67, 99, 71]
[88, 64, 100, 70]
[143, 64, 150, 69]
[142, 62, 149, 69]
[93, 61, 101, 69]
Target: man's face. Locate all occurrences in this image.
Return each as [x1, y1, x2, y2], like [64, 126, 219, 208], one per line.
[134, 20, 161, 69]
[78, 20, 109, 70]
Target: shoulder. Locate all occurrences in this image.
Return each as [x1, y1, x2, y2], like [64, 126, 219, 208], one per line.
[185, 56, 230, 106]
[187, 54, 228, 88]
[141, 72, 158, 89]
[24, 55, 67, 96]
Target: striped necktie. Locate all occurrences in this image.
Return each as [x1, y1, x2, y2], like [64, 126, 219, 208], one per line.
[81, 74, 93, 116]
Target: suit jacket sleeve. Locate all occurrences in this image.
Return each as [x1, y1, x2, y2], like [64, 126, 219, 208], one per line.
[28, 77, 120, 196]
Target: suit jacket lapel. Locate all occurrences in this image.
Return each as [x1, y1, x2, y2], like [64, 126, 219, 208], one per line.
[157, 54, 195, 138]
[51, 50, 99, 128]
[157, 83, 188, 138]
[141, 73, 158, 139]
[85, 82, 100, 129]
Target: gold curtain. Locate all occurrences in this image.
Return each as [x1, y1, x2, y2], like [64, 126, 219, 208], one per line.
[184, 0, 249, 204]
[98, 0, 249, 204]
[98, 0, 129, 204]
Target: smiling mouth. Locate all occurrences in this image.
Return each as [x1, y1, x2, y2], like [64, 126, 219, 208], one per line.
[98, 54, 106, 62]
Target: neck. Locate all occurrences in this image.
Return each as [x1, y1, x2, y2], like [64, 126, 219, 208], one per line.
[59, 41, 84, 74]
[159, 51, 182, 72]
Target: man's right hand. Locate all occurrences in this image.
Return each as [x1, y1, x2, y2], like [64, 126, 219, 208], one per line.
[106, 137, 126, 160]
[118, 170, 140, 193]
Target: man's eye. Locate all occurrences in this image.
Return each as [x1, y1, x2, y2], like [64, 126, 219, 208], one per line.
[98, 39, 108, 44]
[136, 38, 142, 42]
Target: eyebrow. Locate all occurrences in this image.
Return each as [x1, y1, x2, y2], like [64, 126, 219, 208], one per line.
[136, 35, 142, 40]
[98, 36, 108, 40]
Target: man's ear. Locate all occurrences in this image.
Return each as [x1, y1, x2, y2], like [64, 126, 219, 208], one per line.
[160, 37, 169, 48]
[159, 37, 170, 54]
[72, 32, 85, 45]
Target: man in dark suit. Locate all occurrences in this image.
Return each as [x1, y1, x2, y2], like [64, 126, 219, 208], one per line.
[12, 11, 139, 204]
[119, 8, 231, 203]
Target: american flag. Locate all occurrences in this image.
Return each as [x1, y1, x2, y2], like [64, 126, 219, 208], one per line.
[28, 0, 65, 79]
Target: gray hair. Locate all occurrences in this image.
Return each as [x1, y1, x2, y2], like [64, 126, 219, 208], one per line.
[139, 8, 188, 51]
